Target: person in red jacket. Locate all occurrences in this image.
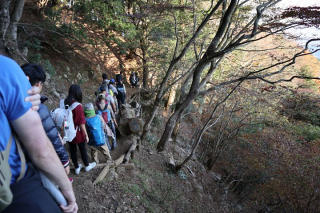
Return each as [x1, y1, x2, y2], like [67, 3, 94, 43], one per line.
[65, 84, 96, 175]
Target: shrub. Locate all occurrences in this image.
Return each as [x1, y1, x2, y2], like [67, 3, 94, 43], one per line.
[291, 123, 320, 142]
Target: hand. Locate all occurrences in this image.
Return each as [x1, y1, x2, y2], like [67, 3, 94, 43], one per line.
[25, 87, 41, 111]
[60, 188, 78, 213]
[85, 135, 89, 143]
[113, 120, 118, 128]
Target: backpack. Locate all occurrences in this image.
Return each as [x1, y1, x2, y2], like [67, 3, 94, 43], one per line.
[0, 134, 26, 211]
[97, 108, 111, 123]
[86, 116, 105, 146]
[51, 100, 80, 143]
[116, 83, 125, 95]
[115, 74, 122, 82]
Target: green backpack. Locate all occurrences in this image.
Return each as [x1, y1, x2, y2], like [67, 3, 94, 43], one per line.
[0, 134, 26, 211]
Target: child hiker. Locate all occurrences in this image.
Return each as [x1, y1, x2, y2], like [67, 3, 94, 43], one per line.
[84, 103, 112, 162]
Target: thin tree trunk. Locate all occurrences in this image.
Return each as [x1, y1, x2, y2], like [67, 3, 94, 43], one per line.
[0, 0, 12, 54]
[142, 0, 225, 139]
[7, 0, 24, 43]
[6, 0, 25, 62]
[176, 78, 243, 171]
[171, 116, 181, 141]
[156, 0, 241, 151]
[157, 58, 206, 151]
[156, 110, 182, 151]
[166, 84, 177, 112]
[141, 105, 158, 141]
[141, 39, 149, 89]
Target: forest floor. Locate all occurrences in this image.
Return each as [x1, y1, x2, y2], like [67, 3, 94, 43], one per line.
[69, 127, 241, 213]
[65, 87, 243, 213]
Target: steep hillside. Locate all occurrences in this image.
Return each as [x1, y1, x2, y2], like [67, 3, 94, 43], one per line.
[17, 3, 320, 213]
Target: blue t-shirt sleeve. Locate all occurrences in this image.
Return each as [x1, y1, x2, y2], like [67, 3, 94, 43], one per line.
[0, 56, 32, 120]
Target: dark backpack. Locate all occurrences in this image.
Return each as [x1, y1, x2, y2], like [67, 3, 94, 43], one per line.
[115, 74, 122, 83]
[116, 83, 125, 94]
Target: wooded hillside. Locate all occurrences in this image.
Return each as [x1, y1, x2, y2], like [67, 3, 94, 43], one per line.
[1, 0, 320, 212]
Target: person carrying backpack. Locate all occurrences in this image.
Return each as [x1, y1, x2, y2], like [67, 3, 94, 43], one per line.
[96, 94, 117, 150]
[115, 74, 126, 108]
[109, 78, 118, 96]
[99, 73, 116, 97]
[65, 85, 96, 175]
[108, 79, 119, 113]
[0, 55, 78, 213]
[102, 73, 110, 85]
[84, 103, 112, 162]
[99, 85, 118, 118]
[129, 71, 139, 88]
[21, 63, 70, 175]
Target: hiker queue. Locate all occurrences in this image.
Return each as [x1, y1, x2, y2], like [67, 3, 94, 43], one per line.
[0, 55, 136, 213]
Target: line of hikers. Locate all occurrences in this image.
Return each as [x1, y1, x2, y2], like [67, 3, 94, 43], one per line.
[52, 72, 128, 175]
[0, 55, 128, 213]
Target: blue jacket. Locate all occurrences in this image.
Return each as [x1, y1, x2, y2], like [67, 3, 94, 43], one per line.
[38, 102, 69, 167]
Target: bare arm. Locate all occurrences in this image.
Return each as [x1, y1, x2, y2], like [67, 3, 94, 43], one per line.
[80, 124, 89, 143]
[111, 102, 117, 114]
[11, 109, 78, 213]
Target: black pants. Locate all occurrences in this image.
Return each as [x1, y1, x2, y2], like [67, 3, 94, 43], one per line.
[116, 93, 126, 108]
[69, 142, 89, 168]
[4, 165, 62, 213]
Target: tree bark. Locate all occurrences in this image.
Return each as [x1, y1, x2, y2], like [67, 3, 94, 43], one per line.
[0, 0, 25, 61]
[171, 116, 181, 141]
[142, 0, 226, 139]
[141, 105, 158, 141]
[157, 58, 209, 151]
[0, 0, 12, 54]
[156, 110, 182, 151]
[157, 0, 241, 151]
[140, 38, 149, 89]
[7, 0, 25, 43]
[166, 84, 177, 112]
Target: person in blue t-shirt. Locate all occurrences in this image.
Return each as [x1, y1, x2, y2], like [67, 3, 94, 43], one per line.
[0, 56, 77, 213]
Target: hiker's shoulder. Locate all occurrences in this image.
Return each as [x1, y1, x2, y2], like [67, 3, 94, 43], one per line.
[0, 57, 32, 121]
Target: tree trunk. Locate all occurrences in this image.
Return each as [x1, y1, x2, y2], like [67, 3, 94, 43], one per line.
[141, 39, 149, 89]
[157, 60, 206, 151]
[171, 116, 181, 141]
[141, 105, 158, 141]
[7, 0, 24, 43]
[141, 61, 177, 140]
[0, 0, 12, 54]
[7, 0, 25, 62]
[0, 0, 25, 61]
[166, 84, 177, 112]
[156, 110, 182, 151]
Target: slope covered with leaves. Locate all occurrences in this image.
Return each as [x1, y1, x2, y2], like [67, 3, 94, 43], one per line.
[16, 1, 320, 212]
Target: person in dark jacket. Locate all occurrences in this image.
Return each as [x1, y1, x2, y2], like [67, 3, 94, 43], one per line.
[115, 74, 126, 108]
[39, 96, 70, 169]
[129, 71, 139, 88]
[21, 63, 70, 174]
